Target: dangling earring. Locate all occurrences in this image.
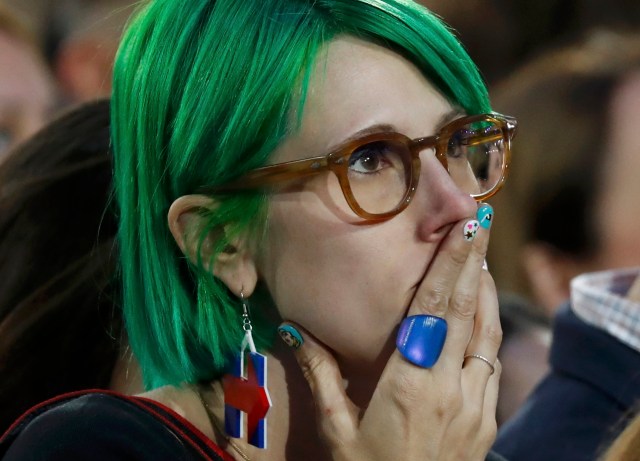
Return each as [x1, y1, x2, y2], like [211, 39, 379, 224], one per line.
[222, 290, 272, 449]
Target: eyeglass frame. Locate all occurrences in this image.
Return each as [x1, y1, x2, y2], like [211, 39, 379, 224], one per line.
[199, 112, 517, 222]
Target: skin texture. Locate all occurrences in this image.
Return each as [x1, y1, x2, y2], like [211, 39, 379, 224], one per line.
[257, 36, 476, 379]
[165, 36, 502, 461]
[0, 31, 54, 158]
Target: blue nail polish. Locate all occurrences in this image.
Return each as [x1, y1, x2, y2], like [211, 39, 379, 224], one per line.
[278, 324, 304, 349]
[396, 315, 448, 368]
[477, 204, 494, 229]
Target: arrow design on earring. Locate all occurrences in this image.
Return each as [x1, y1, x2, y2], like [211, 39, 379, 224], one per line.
[223, 350, 272, 449]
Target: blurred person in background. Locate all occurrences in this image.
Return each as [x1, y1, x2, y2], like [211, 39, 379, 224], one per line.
[1, 0, 134, 105]
[52, 0, 134, 103]
[489, 30, 640, 314]
[492, 31, 640, 461]
[420, 0, 640, 85]
[0, 4, 56, 158]
[0, 99, 142, 434]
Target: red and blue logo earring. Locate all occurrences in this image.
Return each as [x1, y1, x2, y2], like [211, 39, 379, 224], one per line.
[222, 291, 272, 449]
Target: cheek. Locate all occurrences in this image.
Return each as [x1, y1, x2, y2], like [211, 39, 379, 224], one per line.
[259, 194, 418, 363]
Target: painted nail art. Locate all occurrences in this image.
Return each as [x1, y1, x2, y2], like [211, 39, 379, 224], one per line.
[477, 203, 494, 229]
[464, 220, 480, 241]
[278, 324, 304, 349]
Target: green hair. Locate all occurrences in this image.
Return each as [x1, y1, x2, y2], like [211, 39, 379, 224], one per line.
[111, 0, 491, 389]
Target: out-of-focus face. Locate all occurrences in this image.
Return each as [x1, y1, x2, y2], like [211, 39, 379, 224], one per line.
[0, 31, 54, 157]
[596, 72, 640, 269]
[256, 36, 477, 379]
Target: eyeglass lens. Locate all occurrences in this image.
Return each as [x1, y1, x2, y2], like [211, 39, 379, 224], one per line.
[345, 119, 506, 215]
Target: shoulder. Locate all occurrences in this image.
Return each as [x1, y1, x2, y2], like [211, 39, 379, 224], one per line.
[0, 391, 200, 460]
[493, 375, 621, 461]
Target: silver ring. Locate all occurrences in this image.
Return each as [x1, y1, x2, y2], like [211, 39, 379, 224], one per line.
[464, 354, 495, 375]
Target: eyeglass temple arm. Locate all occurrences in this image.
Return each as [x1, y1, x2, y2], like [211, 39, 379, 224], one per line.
[199, 156, 329, 193]
[447, 123, 518, 149]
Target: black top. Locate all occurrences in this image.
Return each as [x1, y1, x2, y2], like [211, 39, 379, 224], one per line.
[0, 391, 230, 460]
[1, 390, 508, 460]
[494, 304, 640, 461]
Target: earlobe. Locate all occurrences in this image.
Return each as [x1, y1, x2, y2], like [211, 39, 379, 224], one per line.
[167, 195, 258, 297]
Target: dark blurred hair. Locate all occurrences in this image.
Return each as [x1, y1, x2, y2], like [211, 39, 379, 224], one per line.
[0, 99, 120, 432]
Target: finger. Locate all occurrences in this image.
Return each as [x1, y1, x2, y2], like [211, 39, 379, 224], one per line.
[391, 206, 488, 372]
[278, 323, 358, 445]
[438, 204, 494, 369]
[462, 271, 502, 397]
[388, 218, 475, 371]
[406, 218, 477, 319]
[480, 358, 502, 446]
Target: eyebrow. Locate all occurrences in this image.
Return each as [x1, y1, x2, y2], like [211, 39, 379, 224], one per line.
[339, 123, 398, 145]
[438, 108, 467, 127]
[336, 108, 467, 148]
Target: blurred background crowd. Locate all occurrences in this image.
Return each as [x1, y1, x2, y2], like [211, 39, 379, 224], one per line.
[1, 0, 640, 459]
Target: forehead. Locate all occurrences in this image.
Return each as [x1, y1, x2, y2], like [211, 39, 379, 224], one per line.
[274, 35, 453, 162]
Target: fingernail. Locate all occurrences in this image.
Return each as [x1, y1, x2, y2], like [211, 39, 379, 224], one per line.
[278, 324, 304, 349]
[463, 220, 479, 241]
[476, 203, 494, 229]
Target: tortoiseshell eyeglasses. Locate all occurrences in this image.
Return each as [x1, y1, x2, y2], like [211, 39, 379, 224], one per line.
[200, 113, 517, 222]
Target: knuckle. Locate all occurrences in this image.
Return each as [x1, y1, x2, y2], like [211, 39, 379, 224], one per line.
[449, 244, 470, 267]
[484, 323, 503, 349]
[413, 288, 449, 316]
[450, 291, 477, 321]
[389, 372, 424, 410]
[300, 353, 326, 385]
[481, 419, 498, 446]
[464, 404, 483, 428]
[435, 387, 462, 419]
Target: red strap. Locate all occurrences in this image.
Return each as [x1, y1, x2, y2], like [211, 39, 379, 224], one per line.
[2, 389, 234, 461]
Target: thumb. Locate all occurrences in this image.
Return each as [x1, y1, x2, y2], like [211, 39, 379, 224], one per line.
[278, 323, 359, 445]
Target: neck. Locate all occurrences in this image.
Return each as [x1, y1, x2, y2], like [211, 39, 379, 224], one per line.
[197, 342, 331, 461]
[147, 342, 384, 460]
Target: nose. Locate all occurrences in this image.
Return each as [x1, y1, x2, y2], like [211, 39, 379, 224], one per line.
[412, 154, 477, 241]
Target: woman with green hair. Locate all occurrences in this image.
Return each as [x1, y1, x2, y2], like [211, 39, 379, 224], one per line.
[1, 0, 515, 459]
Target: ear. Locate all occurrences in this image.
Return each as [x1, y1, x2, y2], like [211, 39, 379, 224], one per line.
[167, 195, 258, 297]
